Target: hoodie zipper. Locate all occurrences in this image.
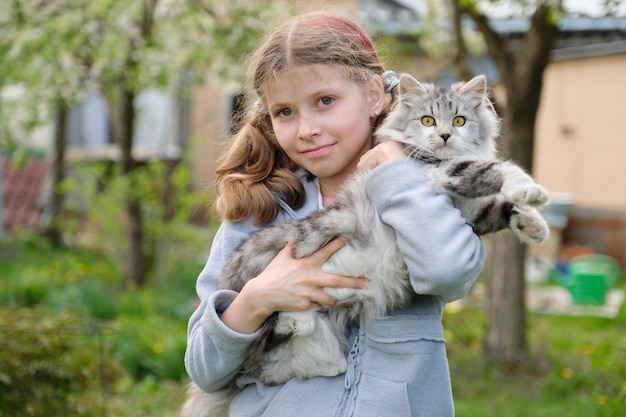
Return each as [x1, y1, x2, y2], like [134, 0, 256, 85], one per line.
[336, 331, 360, 416]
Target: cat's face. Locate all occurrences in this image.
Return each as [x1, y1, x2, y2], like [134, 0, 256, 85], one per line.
[377, 74, 500, 160]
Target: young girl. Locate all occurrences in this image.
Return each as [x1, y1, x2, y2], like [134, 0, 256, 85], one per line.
[185, 11, 485, 417]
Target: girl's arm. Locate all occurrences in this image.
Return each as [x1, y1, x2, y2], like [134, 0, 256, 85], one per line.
[184, 221, 260, 392]
[362, 144, 485, 302]
[185, 218, 367, 392]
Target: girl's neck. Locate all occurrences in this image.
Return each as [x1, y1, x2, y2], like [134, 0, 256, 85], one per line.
[319, 176, 346, 207]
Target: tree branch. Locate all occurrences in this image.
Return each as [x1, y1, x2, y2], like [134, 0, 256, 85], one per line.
[189, 0, 218, 19]
[518, 3, 560, 96]
[460, 1, 515, 83]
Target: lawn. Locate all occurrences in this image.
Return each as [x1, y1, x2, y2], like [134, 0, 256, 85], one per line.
[446, 303, 625, 416]
[0, 235, 624, 416]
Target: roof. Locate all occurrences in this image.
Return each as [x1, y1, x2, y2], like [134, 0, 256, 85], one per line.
[484, 15, 626, 35]
[552, 39, 626, 60]
[2, 158, 50, 231]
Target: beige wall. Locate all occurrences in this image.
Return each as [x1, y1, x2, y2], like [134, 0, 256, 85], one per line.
[190, 80, 231, 192]
[534, 53, 626, 210]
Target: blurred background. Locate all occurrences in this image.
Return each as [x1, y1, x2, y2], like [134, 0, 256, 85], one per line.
[1, 0, 624, 416]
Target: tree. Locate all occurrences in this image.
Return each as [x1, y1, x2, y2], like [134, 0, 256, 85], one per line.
[1, 1, 87, 246]
[1, 0, 280, 286]
[455, 0, 562, 364]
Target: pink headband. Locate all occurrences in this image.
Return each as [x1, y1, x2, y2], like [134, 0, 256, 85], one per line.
[306, 15, 381, 63]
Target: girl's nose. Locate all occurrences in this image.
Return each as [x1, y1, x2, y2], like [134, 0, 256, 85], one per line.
[297, 112, 321, 140]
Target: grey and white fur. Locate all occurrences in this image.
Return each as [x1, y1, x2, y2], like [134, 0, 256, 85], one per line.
[181, 74, 550, 417]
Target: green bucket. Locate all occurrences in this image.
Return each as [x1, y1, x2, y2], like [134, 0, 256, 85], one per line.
[556, 254, 620, 305]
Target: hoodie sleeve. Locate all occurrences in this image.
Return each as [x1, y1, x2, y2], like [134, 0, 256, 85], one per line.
[184, 220, 262, 393]
[365, 158, 485, 302]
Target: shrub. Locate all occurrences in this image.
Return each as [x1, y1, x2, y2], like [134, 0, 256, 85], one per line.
[0, 307, 123, 417]
[113, 312, 188, 382]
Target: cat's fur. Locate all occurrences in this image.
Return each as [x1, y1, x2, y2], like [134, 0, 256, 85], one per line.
[181, 74, 550, 417]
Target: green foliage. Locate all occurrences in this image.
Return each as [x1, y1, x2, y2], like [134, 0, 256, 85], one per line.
[0, 307, 123, 417]
[0, 0, 273, 133]
[59, 160, 214, 285]
[105, 375, 186, 417]
[0, 235, 202, 384]
[113, 313, 189, 381]
[445, 301, 626, 416]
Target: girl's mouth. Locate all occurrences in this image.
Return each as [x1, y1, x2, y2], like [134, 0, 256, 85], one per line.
[302, 144, 334, 157]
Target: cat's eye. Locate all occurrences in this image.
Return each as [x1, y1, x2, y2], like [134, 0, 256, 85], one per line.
[421, 116, 435, 127]
[453, 116, 466, 127]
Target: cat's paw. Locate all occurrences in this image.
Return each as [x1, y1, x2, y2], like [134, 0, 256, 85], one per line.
[505, 184, 550, 207]
[511, 206, 550, 244]
[275, 312, 317, 336]
[317, 359, 348, 377]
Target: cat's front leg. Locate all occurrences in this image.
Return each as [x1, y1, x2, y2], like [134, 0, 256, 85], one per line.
[261, 311, 347, 384]
[274, 311, 318, 336]
[505, 182, 550, 207]
[499, 161, 550, 207]
[510, 205, 550, 244]
[291, 206, 359, 259]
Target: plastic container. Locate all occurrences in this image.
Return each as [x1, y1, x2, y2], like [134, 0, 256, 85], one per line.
[553, 254, 621, 305]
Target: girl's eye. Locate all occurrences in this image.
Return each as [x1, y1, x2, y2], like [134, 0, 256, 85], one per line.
[277, 108, 292, 117]
[318, 96, 334, 107]
[453, 116, 466, 127]
[421, 116, 435, 127]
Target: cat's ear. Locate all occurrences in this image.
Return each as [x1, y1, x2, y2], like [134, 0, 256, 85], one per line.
[398, 73, 430, 98]
[457, 75, 488, 98]
[398, 74, 431, 110]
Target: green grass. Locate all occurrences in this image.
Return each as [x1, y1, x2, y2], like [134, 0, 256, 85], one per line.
[446, 289, 626, 416]
[1, 235, 624, 416]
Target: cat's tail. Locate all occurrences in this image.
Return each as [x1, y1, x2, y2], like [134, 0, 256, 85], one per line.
[179, 381, 238, 417]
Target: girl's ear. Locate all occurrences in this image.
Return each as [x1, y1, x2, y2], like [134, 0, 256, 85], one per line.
[367, 76, 385, 117]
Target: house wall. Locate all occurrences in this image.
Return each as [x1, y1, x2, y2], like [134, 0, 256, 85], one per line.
[533, 53, 626, 266]
[534, 53, 626, 210]
[190, 80, 231, 193]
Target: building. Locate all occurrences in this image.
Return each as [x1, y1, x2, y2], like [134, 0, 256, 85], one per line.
[488, 15, 626, 266]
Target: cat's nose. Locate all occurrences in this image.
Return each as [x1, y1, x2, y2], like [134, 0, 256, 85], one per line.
[440, 133, 451, 143]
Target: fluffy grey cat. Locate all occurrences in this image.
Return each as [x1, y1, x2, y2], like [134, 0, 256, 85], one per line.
[181, 74, 549, 417]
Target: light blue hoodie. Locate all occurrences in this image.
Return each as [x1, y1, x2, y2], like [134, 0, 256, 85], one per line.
[185, 158, 485, 417]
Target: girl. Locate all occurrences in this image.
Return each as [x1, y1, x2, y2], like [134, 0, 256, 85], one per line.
[185, 11, 485, 417]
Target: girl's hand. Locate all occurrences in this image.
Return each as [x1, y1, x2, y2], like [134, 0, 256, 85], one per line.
[357, 141, 406, 171]
[220, 237, 367, 334]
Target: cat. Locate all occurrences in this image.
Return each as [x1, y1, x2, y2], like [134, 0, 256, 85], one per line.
[180, 73, 550, 417]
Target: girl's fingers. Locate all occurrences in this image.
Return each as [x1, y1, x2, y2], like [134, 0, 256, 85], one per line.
[313, 237, 346, 261]
[323, 274, 368, 289]
[357, 141, 406, 170]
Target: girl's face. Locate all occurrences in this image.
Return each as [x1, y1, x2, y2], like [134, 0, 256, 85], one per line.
[265, 65, 384, 191]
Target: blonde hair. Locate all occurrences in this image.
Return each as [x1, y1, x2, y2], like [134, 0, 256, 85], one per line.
[215, 11, 391, 225]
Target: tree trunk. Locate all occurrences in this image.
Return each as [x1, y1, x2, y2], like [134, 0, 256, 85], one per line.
[485, 233, 528, 363]
[449, 0, 473, 81]
[44, 98, 67, 246]
[485, 105, 537, 363]
[112, 0, 160, 288]
[120, 85, 146, 288]
[460, 1, 561, 365]
[124, 197, 146, 287]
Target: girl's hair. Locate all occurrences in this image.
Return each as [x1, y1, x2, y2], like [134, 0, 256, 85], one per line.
[215, 11, 392, 225]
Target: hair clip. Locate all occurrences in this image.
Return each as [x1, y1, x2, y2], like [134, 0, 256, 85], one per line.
[254, 97, 267, 114]
[381, 70, 399, 94]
